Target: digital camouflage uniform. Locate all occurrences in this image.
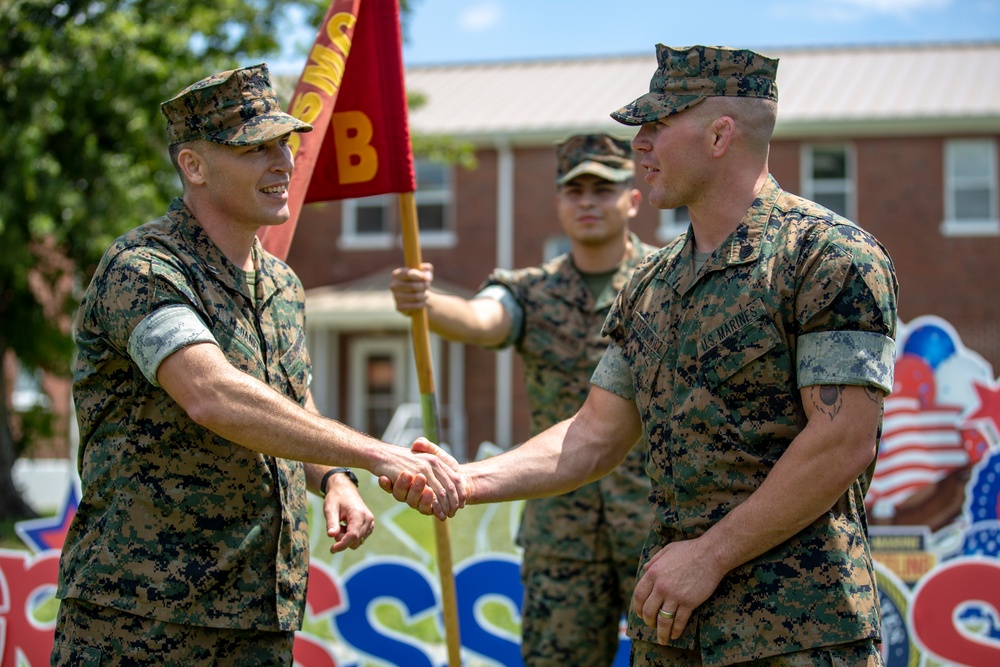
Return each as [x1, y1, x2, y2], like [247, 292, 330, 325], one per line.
[53, 63, 314, 665]
[593, 176, 898, 666]
[51, 598, 294, 666]
[483, 233, 658, 666]
[58, 198, 312, 633]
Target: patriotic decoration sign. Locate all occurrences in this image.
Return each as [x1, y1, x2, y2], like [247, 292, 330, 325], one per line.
[869, 316, 998, 516]
[869, 315, 1000, 667]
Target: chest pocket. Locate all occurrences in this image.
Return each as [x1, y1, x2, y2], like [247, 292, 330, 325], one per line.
[522, 310, 593, 374]
[214, 315, 266, 376]
[279, 331, 310, 404]
[698, 300, 792, 449]
[700, 305, 781, 389]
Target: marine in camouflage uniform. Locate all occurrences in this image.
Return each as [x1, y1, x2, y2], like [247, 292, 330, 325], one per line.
[390, 134, 657, 666]
[590, 45, 897, 666]
[60, 201, 312, 629]
[52, 64, 459, 665]
[426, 45, 898, 667]
[596, 175, 896, 665]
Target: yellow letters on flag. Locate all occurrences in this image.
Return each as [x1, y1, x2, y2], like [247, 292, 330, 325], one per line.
[258, 0, 415, 259]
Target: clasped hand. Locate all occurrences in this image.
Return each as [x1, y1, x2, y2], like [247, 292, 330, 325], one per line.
[378, 437, 467, 519]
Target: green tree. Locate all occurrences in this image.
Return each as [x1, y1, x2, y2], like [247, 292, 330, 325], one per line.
[0, 0, 342, 521]
[0, 0, 442, 522]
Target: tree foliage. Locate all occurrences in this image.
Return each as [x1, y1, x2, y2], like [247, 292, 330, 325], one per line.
[0, 0, 340, 520]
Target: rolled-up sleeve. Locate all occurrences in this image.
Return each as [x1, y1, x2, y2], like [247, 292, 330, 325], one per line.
[794, 222, 898, 395]
[797, 330, 895, 394]
[591, 344, 635, 400]
[128, 304, 218, 386]
[476, 284, 525, 350]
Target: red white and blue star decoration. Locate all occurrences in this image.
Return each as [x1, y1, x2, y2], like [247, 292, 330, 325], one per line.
[14, 480, 79, 554]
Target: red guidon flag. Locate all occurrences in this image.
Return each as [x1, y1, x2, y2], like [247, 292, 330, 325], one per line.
[258, 0, 416, 260]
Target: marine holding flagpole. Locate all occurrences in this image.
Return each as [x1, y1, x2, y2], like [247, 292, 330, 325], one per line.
[390, 133, 656, 667]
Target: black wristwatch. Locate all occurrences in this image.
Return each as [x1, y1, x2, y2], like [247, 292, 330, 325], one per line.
[320, 467, 359, 494]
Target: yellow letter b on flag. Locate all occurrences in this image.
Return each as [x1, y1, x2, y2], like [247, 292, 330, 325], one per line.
[332, 110, 377, 185]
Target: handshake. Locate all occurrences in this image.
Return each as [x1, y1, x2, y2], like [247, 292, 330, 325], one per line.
[371, 404, 621, 521]
[377, 437, 471, 520]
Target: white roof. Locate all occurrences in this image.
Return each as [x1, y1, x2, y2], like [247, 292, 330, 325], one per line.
[403, 42, 1000, 144]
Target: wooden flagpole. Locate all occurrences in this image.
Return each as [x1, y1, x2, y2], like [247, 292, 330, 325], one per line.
[399, 191, 462, 667]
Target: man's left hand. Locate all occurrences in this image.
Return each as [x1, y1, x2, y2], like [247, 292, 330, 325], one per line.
[322, 474, 375, 553]
[632, 537, 725, 643]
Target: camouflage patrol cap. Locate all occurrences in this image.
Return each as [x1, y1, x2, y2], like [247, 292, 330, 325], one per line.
[161, 63, 312, 146]
[556, 133, 634, 185]
[612, 45, 778, 125]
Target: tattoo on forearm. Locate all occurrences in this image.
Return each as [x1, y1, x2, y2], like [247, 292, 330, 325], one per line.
[814, 385, 844, 421]
[864, 386, 881, 405]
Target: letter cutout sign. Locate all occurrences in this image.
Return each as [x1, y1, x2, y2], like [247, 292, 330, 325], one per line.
[4, 315, 1000, 666]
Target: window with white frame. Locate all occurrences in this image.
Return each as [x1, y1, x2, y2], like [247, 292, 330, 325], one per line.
[802, 144, 855, 220]
[340, 159, 455, 250]
[943, 138, 999, 236]
[657, 206, 690, 243]
[348, 338, 408, 439]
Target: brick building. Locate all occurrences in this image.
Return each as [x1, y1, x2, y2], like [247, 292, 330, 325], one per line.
[286, 42, 999, 461]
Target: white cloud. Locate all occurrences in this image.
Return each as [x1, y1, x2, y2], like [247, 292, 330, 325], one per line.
[459, 2, 504, 32]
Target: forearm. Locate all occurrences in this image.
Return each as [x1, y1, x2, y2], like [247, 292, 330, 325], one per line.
[161, 342, 463, 519]
[699, 438, 856, 574]
[391, 265, 510, 346]
[192, 368, 391, 472]
[160, 343, 392, 474]
[465, 420, 576, 503]
[302, 394, 340, 495]
[424, 291, 510, 347]
[299, 392, 361, 496]
[466, 387, 642, 504]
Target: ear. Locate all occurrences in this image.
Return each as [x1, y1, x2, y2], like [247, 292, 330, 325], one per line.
[628, 187, 642, 217]
[710, 116, 736, 158]
[177, 145, 209, 186]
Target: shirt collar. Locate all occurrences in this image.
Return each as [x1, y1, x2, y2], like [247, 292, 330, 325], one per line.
[547, 232, 648, 310]
[658, 175, 782, 295]
[167, 198, 279, 304]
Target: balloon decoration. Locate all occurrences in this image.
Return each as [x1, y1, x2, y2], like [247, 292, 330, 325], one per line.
[902, 322, 957, 370]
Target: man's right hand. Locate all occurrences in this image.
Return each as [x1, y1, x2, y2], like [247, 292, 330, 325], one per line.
[378, 437, 469, 518]
[390, 263, 434, 314]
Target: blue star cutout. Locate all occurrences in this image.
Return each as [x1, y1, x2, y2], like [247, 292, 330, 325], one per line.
[14, 481, 80, 554]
